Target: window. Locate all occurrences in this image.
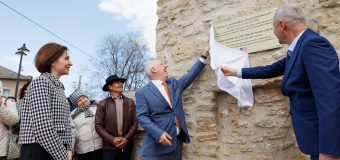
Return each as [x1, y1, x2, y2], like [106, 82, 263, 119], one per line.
[2, 88, 10, 97]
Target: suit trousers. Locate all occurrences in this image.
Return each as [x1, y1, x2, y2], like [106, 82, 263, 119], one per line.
[102, 146, 133, 160]
[310, 155, 319, 160]
[142, 136, 183, 160]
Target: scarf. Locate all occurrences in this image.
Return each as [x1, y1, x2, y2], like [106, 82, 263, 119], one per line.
[71, 106, 94, 119]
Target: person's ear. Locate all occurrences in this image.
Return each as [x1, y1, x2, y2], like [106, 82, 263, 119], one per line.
[151, 67, 157, 74]
[51, 61, 55, 68]
[279, 20, 286, 31]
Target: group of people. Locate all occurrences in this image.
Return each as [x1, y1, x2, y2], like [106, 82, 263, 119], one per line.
[0, 43, 138, 160]
[0, 2, 339, 160]
[137, 3, 340, 160]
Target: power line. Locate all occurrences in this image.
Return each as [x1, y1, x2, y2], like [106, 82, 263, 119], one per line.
[0, 0, 95, 60]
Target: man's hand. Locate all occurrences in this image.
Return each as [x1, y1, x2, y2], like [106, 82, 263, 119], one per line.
[67, 150, 73, 160]
[112, 137, 123, 146]
[320, 154, 340, 160]
[202, 45, 210, 57]
[220, 66, 237, 77]
[159, 132, 172, 146]
[116, 137, 128, 149]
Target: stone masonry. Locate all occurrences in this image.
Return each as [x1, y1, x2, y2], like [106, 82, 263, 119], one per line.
[133, 0, 340, 160]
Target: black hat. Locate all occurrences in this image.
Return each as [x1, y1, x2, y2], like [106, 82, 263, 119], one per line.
[102, 75, 126, 92]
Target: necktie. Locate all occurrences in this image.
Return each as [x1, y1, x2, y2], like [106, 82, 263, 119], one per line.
[162, 81, 181, 129]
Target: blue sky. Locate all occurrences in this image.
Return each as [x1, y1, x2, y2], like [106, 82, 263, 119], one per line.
[0, 0, 157, 97]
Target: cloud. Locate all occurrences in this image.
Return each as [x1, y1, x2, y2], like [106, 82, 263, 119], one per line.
[1, 55, 33, 65]
[0, 55, 39, 78]
[98, 0, 158, 57]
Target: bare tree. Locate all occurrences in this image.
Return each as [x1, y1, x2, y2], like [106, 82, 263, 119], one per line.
[78, 33, 149, 100]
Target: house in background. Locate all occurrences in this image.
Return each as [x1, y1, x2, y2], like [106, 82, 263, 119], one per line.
[0, 65, 32, 98]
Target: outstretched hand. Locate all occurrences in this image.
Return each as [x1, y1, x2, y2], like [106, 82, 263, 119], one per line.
[220, 66, 237, 77]
[202, 45, 210, 57]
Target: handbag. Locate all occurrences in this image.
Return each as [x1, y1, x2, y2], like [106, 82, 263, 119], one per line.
[7, 128, 21, 160]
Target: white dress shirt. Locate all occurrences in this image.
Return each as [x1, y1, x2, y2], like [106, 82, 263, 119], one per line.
[288, 29, 306, 52]
[151, 80, 172, 107]
[152, 76, 194, 136]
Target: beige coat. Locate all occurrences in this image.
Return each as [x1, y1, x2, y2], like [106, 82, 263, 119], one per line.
[70, 106, 102, 154]
[0, 99, 19, 156]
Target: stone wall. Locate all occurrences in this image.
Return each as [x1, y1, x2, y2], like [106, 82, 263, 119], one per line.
[133, 0, 340, 160]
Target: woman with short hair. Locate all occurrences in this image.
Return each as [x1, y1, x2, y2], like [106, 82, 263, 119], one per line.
[19, 42, 73, 160]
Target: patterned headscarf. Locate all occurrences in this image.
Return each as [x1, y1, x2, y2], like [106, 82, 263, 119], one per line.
[69, 90, 94, 119]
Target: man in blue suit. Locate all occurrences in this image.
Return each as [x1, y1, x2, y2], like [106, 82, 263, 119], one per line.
[135, 46, 209, 160]
[221, 3, 340, 160]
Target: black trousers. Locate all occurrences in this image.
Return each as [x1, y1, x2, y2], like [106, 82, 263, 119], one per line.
[102, 146, 133, 160]
[20, 143, 53, 160]
[77, 149, 102, 160]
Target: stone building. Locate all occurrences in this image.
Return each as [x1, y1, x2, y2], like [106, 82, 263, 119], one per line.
[133, 0, 340, 160]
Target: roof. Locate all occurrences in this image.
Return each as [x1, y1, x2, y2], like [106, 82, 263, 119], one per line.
[0, 65, 32, 80]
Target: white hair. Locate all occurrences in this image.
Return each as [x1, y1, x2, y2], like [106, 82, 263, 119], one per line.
[274, 3, 306, 26]
[144, 59, 157, 78]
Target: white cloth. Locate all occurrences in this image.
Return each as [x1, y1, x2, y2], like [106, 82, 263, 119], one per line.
[209, 26, 254, 108]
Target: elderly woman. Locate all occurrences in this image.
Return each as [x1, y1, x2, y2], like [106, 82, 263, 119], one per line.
[0, 81, 19, 160]
[69, 90, 102, 160]
[19, 42, 73, 160]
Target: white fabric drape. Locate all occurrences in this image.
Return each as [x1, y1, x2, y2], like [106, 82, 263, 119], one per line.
[209, 26, 254, 108]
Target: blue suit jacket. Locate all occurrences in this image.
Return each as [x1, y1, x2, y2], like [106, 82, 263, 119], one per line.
[135, 60, 206, 156]
[242, 29, 340, 156]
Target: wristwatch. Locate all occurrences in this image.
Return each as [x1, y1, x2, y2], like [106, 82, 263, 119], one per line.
[200, 55, 208, 59]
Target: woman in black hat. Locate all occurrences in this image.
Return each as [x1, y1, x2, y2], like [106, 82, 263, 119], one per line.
[95, 75, 138, 160]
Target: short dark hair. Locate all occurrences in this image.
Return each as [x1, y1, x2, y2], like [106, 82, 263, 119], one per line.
[35, 42, 68, 73]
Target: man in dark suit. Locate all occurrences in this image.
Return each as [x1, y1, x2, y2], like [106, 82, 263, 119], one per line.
[221, 3, 340, 160]
[135, 46, 209, 160]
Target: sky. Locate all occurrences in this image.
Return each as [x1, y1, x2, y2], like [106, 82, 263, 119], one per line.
[0, 0, 158, 97]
